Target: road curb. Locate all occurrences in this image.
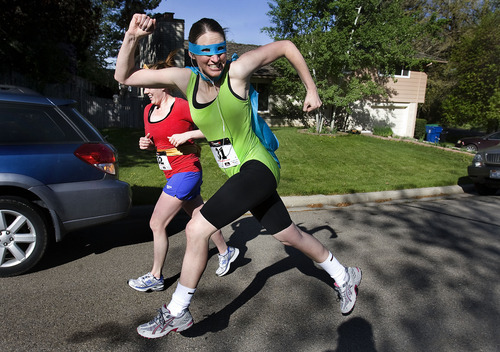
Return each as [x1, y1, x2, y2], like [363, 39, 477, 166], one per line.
[281, 184, 475, 209]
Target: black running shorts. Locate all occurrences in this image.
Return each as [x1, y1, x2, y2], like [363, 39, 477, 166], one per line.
[200, 160, 292, 234]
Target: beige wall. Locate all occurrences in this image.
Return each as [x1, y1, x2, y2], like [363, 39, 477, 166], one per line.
[346, 71, 427, 137]
[386, 71, 427, 104]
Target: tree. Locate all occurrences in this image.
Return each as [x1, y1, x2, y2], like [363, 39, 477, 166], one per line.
[442, 11, 500, 131]
[81, 0, 161, 94]
[90, 0, 161, 70]
[264, 0, 424, 132]
[410, 0, 499, 124]
[0, 0, 160, 94]
[0, 0, 101, 87]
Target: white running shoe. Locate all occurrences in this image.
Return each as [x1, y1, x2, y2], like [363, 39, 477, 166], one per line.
[216, 246, 239, 277]
[137, 305, 193, 339]
[128, 272, 164, 292]
[334, 267, 362, 314]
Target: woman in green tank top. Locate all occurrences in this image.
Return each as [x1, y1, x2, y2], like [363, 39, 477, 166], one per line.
[115, 13, 362, 339]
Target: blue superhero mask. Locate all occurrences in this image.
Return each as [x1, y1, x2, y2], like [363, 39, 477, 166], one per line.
[187, 41, 229, 82]
[188, 41, 227, 56]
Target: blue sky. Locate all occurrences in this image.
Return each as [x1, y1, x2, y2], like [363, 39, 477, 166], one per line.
[156, 0, 275, 45]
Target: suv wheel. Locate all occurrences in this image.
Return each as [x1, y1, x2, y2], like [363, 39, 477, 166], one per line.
[0, 197, 48, 277]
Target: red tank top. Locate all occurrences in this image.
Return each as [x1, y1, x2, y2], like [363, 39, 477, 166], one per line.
[143, 98, 202, 178]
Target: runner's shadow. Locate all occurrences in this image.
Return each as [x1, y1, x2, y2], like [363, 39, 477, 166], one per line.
[183, 219, 336, 337]
[157, 216, 263, 288]
[334, 317, 377, 352]
[222, 216, 267, 270]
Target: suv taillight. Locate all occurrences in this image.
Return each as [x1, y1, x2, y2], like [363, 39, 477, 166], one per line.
[74, 143, 117, 175]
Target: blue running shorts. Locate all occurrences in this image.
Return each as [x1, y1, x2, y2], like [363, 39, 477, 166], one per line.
[163, 171, 202, 201]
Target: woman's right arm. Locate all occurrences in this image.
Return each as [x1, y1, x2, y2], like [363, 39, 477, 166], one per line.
[114, 14, 190, 92]
[115, 14, 155, 85]
[139, 133, 155, 151]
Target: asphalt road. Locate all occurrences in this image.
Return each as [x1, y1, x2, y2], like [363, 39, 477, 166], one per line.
[2, 192, 499, 352]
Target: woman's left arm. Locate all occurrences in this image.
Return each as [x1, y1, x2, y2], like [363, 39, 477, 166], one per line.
[233, 40, 322, 112]
[168, 130, 205, 147]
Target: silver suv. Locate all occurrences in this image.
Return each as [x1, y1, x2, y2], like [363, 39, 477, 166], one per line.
[0, 85, 131, 277]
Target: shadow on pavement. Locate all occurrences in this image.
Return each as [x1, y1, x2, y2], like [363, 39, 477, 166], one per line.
[183, 218, 338, 337]
[35, 205, 190, 273]
[334, 317, 377, 352]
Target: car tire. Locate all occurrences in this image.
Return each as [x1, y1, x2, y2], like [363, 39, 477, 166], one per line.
[474, 183, 498, 196]
[465, 144, 478, 152]
[0, 196, 48, 277]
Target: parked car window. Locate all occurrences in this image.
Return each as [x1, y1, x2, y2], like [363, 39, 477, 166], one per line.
[0, 104, 81, 144]
[59, 105, 104, 141]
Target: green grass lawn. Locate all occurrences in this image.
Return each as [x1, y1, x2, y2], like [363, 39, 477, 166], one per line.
[102, 127, 473, 205]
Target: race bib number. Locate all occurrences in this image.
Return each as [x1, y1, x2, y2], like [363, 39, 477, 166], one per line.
[209, 138, 240, 169]
[156, 152, 172, 171]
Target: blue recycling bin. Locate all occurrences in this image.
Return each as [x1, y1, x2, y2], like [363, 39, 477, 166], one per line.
[425, 125, 443, 143]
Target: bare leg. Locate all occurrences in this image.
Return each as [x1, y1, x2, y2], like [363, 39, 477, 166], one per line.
[182, 195, 228, 255]
[273, 222, 348, 284]
[149, 192, 184, 278]
[178, 211, 218, 289]
[273, 223, 329, 263]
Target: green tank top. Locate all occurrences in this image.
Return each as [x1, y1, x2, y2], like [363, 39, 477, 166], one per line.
[186, 70, 280, 184]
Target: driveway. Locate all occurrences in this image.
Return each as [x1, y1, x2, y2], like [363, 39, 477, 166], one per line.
[1, 192, 499, 351]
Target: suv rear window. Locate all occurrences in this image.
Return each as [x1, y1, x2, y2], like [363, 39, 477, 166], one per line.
[59, 106, 104, 142]
[0, 103, 82, 144]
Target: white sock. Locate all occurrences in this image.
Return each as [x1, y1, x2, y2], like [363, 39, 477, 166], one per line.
[317, 252, 347, 286]
[167, 282, 196, 316]
[219, 248, 228, 256]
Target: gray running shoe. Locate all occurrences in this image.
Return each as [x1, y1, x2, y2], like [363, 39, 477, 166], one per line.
[128, 272, 164, 292]
[216, 246, 240, 277]
[137, 305, 193, 339]
[334, 267, 362, 315]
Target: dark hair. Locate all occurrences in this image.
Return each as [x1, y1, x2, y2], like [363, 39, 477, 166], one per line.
[188, 18, 226, 43]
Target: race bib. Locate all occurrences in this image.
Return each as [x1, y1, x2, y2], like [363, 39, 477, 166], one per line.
[209, 138, 240, 169]
[156, 151, 172, 171]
